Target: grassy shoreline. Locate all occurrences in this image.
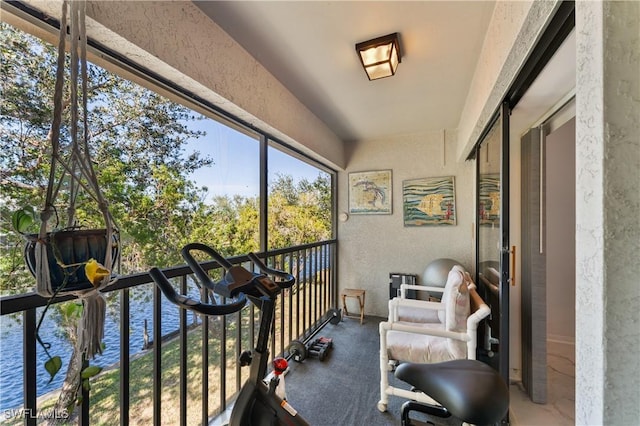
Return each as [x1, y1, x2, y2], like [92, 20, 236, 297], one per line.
[5, 322, 247, 425]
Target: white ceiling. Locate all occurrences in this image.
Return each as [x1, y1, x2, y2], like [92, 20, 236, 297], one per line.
[195, 1, 496, 143]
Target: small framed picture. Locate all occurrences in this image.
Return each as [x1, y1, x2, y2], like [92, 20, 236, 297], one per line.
[348, 170, 392, 215]
[403, 176, 456, 226]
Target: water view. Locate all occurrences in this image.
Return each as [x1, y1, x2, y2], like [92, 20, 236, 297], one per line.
[0, 284, 200, 410]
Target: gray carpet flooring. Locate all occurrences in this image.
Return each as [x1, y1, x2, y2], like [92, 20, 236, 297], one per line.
[283, 316, 444, 426]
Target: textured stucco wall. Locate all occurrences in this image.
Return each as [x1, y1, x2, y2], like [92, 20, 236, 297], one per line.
[456, 0, 560, 160]
[337, 130, 475, 317]
[21, 0, 345, 169]
[575, 1, 640, 424]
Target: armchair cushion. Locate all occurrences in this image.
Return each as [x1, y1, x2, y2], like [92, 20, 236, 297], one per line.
[387, 326, 458, 364]
[437, 266, 470, 331]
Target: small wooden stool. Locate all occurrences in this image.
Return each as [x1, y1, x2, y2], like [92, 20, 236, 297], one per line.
[341, 288, 366, 324]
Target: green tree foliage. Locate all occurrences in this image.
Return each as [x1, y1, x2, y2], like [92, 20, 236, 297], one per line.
[0, 23, 332, 295]
[187, 195, 260, 258]
[0, 22, 211, 292]
[268, 173, 332, 249]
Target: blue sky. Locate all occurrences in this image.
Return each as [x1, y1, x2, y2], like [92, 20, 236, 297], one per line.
[184, 116, 326, 201]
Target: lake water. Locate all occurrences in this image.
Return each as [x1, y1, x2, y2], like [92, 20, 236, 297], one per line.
[0, 284, 201, 410]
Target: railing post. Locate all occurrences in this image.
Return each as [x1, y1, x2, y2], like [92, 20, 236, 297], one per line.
[153, 284, 162, 426]
[179, 276, 187, 426]
[23, 308, 37, 426]
[79, 360, 90, 426]
[221, 309, 227, 412]
[201, 286, 209, 425]
[120, 288, 130, 426]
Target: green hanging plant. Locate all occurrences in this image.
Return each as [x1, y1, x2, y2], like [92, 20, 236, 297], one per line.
[11, 206, 37, 235]
[11, 207, 108, 397]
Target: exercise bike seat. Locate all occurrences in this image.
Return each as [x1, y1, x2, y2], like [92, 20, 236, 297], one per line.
[395, 359, 509, 425]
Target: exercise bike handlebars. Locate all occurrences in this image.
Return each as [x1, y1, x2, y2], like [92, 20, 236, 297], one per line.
[151, 243, 309, 426]
[181, 242, 236, 297]
[149, 267, 248, 315]
[149, 243, 295, 317]
[247, 252, 295, 289]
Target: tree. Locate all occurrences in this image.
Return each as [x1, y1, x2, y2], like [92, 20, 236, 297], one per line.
[1, 23, 333, 293]
[0, 22, 212, 293]
[1, 21, 221, 421]
[0, 20, 333, 421]
[268, 173, 332, 249]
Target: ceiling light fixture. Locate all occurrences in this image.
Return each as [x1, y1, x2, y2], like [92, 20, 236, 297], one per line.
[355, 32, 401, 81]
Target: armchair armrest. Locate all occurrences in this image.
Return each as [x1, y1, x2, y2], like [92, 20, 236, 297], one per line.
[388, 297, 443, 323]
[399, 283, 445, 299]
[380, 320, 470, 342]
[467, 287, 491, 327]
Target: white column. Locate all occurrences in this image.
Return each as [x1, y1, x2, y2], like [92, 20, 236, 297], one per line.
[575, 1, 640, 424]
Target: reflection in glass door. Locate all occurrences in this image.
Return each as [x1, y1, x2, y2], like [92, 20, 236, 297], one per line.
[476, 102, 510, 388]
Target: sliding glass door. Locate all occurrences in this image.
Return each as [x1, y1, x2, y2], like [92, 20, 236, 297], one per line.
[476, 102, 510, 386]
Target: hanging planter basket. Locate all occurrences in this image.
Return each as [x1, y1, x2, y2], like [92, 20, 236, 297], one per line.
[15, 1, 121, 416]
[24, 228, 120, 294]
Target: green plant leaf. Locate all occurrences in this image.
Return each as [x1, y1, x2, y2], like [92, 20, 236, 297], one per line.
[11, 208, 35, 233]
[81, 365, 102, 379]
[45, 356, 62, 383]
[82, 378, 91, 392]
[62, 301, 83, 319]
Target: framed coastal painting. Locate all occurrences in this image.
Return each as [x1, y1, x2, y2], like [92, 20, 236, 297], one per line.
[479, 173, 500, 226]
[403, 176, 456, 226]
[348, 170, 392, 215]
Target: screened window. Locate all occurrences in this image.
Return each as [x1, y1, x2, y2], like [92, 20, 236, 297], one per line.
[0, 19, 334, 293]
[267, 144, 332, 250]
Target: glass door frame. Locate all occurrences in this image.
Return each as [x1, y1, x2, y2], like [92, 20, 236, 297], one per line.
[474, 101, 510, 385]
[470, 4, 574, 418]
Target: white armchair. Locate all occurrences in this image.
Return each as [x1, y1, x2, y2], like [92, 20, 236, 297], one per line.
[377, 266, 491, 412]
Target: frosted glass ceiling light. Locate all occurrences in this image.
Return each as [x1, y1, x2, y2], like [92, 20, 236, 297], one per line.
[355, 32, 401, 81]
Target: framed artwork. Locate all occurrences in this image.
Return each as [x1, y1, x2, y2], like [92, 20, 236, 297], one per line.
[403, 176, 456, 226]
[348, 170, 392, 215]
[479, 173, 500, 226]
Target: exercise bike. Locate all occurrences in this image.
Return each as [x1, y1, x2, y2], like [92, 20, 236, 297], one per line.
[150, 243, 509, 426]
[149, 243, 309, 426]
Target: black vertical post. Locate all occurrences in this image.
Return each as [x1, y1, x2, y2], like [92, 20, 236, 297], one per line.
[287, 253, 293, 344]
[120, 288, 130, 426]
[499, 101, 511, 393]
[259, 135, 268, 253]
[298, 251, 303, 336]
[179, 276, 187, 426]
[313, 247, 318, 323]
[322, 245, 327, 313]
[153, 285, 161, 426]
[79, 359, 89, 426]
[317, 246, 322, 316]
[24, 308, 37, 426]
[221, 311, 227, 412]
[249, 304, 255, 358]
[235, 307, 242, 392]
[279, 254, 285, 355]
[201, 287, 209, 426]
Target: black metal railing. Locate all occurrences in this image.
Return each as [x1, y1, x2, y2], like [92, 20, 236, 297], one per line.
[0, 240, 338, 425]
